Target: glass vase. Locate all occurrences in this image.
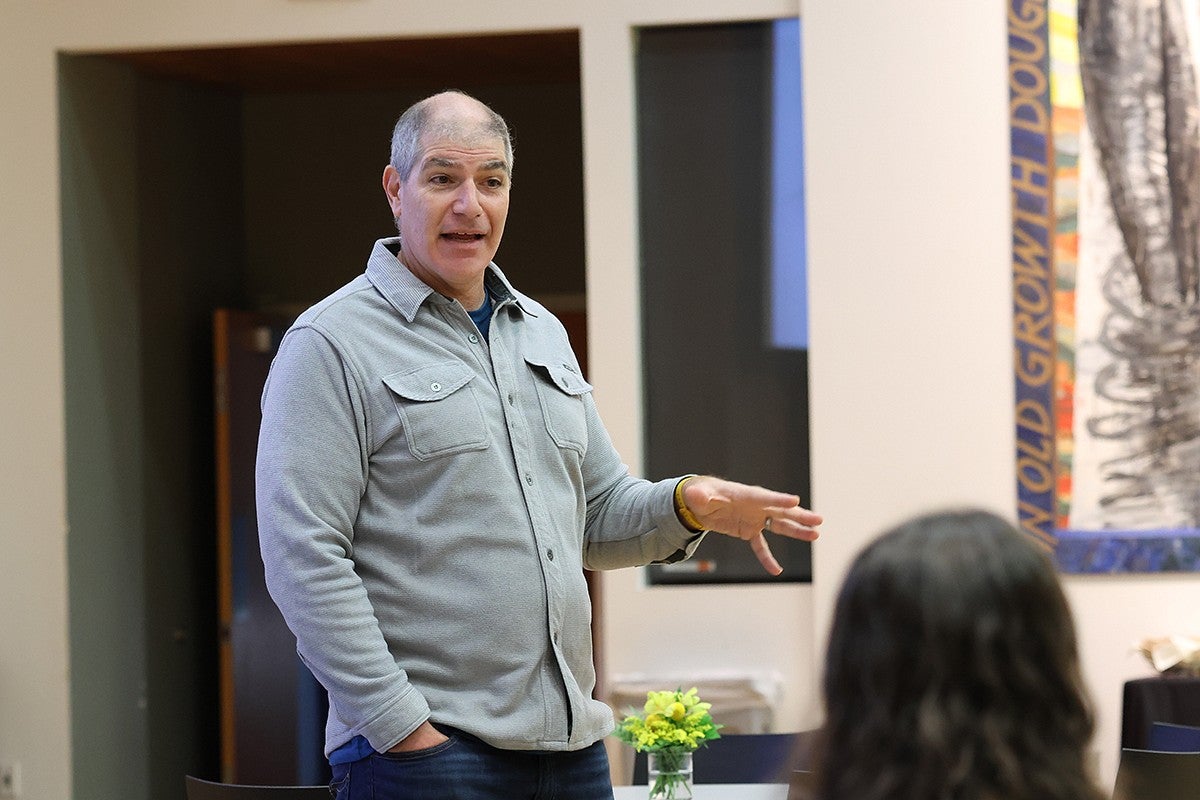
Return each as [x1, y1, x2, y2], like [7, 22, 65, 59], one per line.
[647, 749, 694, 800]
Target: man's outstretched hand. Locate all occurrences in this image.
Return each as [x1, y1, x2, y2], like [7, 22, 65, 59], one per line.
[680, 476, 822, 575]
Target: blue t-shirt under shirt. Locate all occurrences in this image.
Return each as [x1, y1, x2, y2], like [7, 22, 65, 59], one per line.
[467, 289, 493, 341]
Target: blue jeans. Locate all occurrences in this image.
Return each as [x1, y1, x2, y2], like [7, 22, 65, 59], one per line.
[329, 727, 615, 800]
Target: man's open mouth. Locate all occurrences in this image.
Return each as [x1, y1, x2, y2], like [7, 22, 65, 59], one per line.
[442, 232, 485, 241]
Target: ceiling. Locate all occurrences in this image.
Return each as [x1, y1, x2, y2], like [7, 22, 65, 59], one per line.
[99, 30, 580, 91]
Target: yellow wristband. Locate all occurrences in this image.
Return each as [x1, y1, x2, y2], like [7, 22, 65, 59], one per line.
[673, 476, 705, 532]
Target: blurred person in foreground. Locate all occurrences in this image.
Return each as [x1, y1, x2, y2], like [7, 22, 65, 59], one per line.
[800, 509, 1106, 800]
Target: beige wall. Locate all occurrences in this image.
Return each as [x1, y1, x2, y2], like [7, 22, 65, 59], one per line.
[1, 1, 1194, 798]
[801, 0, 1200, 790]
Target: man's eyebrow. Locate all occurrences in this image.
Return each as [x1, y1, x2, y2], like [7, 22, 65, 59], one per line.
[423, 156, 459, 170]
[421, 157, 509, 174]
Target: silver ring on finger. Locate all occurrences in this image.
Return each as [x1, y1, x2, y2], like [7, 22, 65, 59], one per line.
[763, 516, 773, 533]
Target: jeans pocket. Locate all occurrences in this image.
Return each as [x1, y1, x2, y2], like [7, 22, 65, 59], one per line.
[329, 762, 350, 800]
[375, 735, 458, 762]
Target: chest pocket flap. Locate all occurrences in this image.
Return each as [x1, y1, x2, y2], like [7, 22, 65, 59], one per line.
[382, 362, 487, 459]
[383, 362, 475, 401]
[523, 356, 593, 397]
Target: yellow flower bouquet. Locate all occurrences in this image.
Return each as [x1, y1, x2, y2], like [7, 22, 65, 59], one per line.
[614, 687, 721, 799]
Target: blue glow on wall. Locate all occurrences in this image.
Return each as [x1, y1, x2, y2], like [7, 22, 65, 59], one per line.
[770, 18, 808, 351]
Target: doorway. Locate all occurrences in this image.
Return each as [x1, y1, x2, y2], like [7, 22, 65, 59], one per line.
[60, 31, 586, 800]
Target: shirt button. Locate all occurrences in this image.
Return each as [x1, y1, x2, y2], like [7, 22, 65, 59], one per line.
[525, 474, 533, 485]
[547, 549, 555, 561]
[468, 333, 480, 344]
[508, 393, 515, 405]
[430, 382, 441, 392]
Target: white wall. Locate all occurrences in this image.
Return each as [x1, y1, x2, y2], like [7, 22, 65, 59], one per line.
[1, 7, 72, 800]
[800, 0, 1199, 789]
[1, 0, 1195, 797]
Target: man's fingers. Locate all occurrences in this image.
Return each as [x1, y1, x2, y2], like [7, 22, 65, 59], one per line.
[793, 508, 823, 528]
[763, 511, 821, 542]
[750, 533, 783, 575]
[763, 510, 820, 542]
[768, 504, 822, 529]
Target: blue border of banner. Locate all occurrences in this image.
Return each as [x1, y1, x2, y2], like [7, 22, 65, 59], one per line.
[1009, 0, 1057, 555]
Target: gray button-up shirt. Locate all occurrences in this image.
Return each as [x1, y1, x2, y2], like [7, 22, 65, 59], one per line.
[256, 238, 702, 757]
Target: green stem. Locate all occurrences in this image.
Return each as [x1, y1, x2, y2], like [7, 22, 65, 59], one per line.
[648, 750, 692, 800]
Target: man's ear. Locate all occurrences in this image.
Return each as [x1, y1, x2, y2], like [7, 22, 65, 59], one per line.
[382, 164, 403, 218]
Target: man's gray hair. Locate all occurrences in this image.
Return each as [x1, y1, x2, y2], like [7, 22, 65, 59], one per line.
[389, 91, 514, 180]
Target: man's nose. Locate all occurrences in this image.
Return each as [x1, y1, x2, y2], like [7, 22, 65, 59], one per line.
[452, 182, 483, 216]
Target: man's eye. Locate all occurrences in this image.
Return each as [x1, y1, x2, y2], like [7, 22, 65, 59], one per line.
[485, 178, 505, 189]
[430, 175, 451, 185]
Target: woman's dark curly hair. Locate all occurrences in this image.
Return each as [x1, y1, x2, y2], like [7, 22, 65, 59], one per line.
[812, 509, 1107, 800]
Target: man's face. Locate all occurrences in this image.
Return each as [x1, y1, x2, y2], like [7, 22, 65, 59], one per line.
[383, 126, 510, 308]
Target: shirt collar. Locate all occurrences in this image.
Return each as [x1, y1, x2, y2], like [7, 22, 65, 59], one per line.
[364, 237, 537, 321]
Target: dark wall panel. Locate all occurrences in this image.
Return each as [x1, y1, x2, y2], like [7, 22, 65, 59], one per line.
[637, 23, 812, 584]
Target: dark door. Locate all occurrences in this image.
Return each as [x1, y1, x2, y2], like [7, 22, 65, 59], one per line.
[213, 308, 328, 785]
